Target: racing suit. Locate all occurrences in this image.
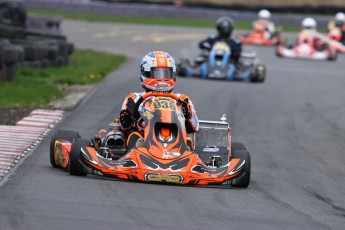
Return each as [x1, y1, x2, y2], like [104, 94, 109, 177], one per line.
[252, 19, 276, 39]
[327, 20, 345, 44]
[119, 92, 199, 149]
[297, 29, 328, 51]
[198, 35, 242, 65]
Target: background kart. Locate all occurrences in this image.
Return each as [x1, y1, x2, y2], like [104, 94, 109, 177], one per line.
[50, 92, 251, 188]
[237, 30, 281, 46]
[177, 41, 266, 83]
[276, 42, 338, 61]
[326, 28, 345, 53]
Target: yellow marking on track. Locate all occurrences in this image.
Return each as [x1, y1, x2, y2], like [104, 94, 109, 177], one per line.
[93, 31, 119, 38]
[132, 33, 203, 43]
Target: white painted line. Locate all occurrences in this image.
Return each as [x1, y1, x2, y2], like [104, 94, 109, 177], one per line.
[0, 147, 33, 151]
[0, 140, 36, 145]
[31, 115, 62, 119]
[16, 121, 52, 128]
[0, 133, 39, 142]
[30, 111, 64, 117]
[20, 118, 58, 123]
[0, 157, 15, 163]
[0, 151, 20, 155]
[0, 155, 19, 160]
[0, 161, 13, 167]
[0, 133, 41, 139]
[0, 126, 46, 132]
[0, 165, 11, 170]
[0, 135, 39, 140]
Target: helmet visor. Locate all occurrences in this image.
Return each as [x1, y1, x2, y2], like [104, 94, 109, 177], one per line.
[150, 67, 174, 79]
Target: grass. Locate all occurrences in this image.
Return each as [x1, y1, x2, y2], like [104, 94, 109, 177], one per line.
[0, 49, 126, 108]
[27, 8, 301, 32]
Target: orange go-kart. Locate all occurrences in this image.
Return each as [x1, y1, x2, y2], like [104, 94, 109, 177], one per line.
[50, 92, 251, 188]
[238, 30, 281, 46]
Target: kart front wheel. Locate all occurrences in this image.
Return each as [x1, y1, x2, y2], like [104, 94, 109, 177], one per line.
[250, 64, 266, 83]
[69, 138, 90, 176]
[50, 130, 80, 168]
[231, 150, 251, 188]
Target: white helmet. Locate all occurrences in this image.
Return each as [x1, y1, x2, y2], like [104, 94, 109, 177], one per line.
[258, 9, 271, 19]
[335, 12, 345, 22]
[301, 17, 317, 29]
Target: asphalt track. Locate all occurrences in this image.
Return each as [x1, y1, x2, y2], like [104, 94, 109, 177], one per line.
[1, 20, 345, 230]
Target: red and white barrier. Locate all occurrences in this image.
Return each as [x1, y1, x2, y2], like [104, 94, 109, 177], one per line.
[0, 109, 64, 180]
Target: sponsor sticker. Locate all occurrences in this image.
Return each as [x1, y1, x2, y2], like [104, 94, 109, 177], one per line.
[143, 110, 153, 120]
[203, 147, 219, 152]
[145, 173, 183, 183]
[163, 149, 181, 159]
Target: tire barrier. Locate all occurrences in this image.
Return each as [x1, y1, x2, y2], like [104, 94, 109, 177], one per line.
[0, 2, 74, 81]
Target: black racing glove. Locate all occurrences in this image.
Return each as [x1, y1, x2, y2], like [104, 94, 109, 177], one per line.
[120, 110, 133, 130]
[181, 101, 191, 120]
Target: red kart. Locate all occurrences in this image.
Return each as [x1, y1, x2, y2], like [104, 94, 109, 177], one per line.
[276, 40, 337, 61]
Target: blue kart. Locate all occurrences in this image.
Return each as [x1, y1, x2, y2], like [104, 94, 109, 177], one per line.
[177, 41, 266, 82]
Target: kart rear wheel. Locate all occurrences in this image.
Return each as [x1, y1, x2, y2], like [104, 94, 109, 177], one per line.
[250, 64, 266, 83]
[50, 130, 80, 168]
[176, 58, 190, 77]
[231, 150, 251, 188]
[69, 138, 90, 176]
[231, 142, 246, 151]
[328, 49, 338, 61]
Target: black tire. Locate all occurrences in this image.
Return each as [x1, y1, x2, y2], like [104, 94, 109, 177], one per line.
[69, 138, 90, 176]
[50, 130, 80, 168]
[2, 46, 24, 63]
[47, 45, 59, 60]
[250, 64, 266, 83]
[231, 142, 246, 151]
[5, 63, 18, 81]
[176, 58, 189, 77]
[328, 49, 338, 61]
[231, 150, 251, 188]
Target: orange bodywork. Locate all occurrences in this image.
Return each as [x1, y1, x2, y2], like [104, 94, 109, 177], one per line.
[238, 32, 279, 46]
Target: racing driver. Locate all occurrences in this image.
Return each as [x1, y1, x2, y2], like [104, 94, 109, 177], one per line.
[119, 51, 199, 150]
[252, 9, 277, 40]
[198, 16, 242, 66]
[297, 17, 328, 51]
[327, 12, 345, 44]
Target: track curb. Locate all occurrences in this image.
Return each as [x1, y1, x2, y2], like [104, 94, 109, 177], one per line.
[0, 109, 64, 181]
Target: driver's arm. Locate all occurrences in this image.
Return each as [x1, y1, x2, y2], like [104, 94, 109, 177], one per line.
[178, 94, 199, 134]
[120, 93, 139, 131]
[199, 36, 214, 51]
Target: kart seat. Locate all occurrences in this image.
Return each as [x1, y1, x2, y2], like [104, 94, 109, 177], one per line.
[160, 127, 171, 139]
[155, 123, 177, 143]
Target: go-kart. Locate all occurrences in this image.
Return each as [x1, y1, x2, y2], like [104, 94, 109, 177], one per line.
[276, 39, 338, 61]
[237, 30, 281, 46]
[177, 41, 266, 83]
[50, 92, 251, 188]
[326, 27, 345, 53]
